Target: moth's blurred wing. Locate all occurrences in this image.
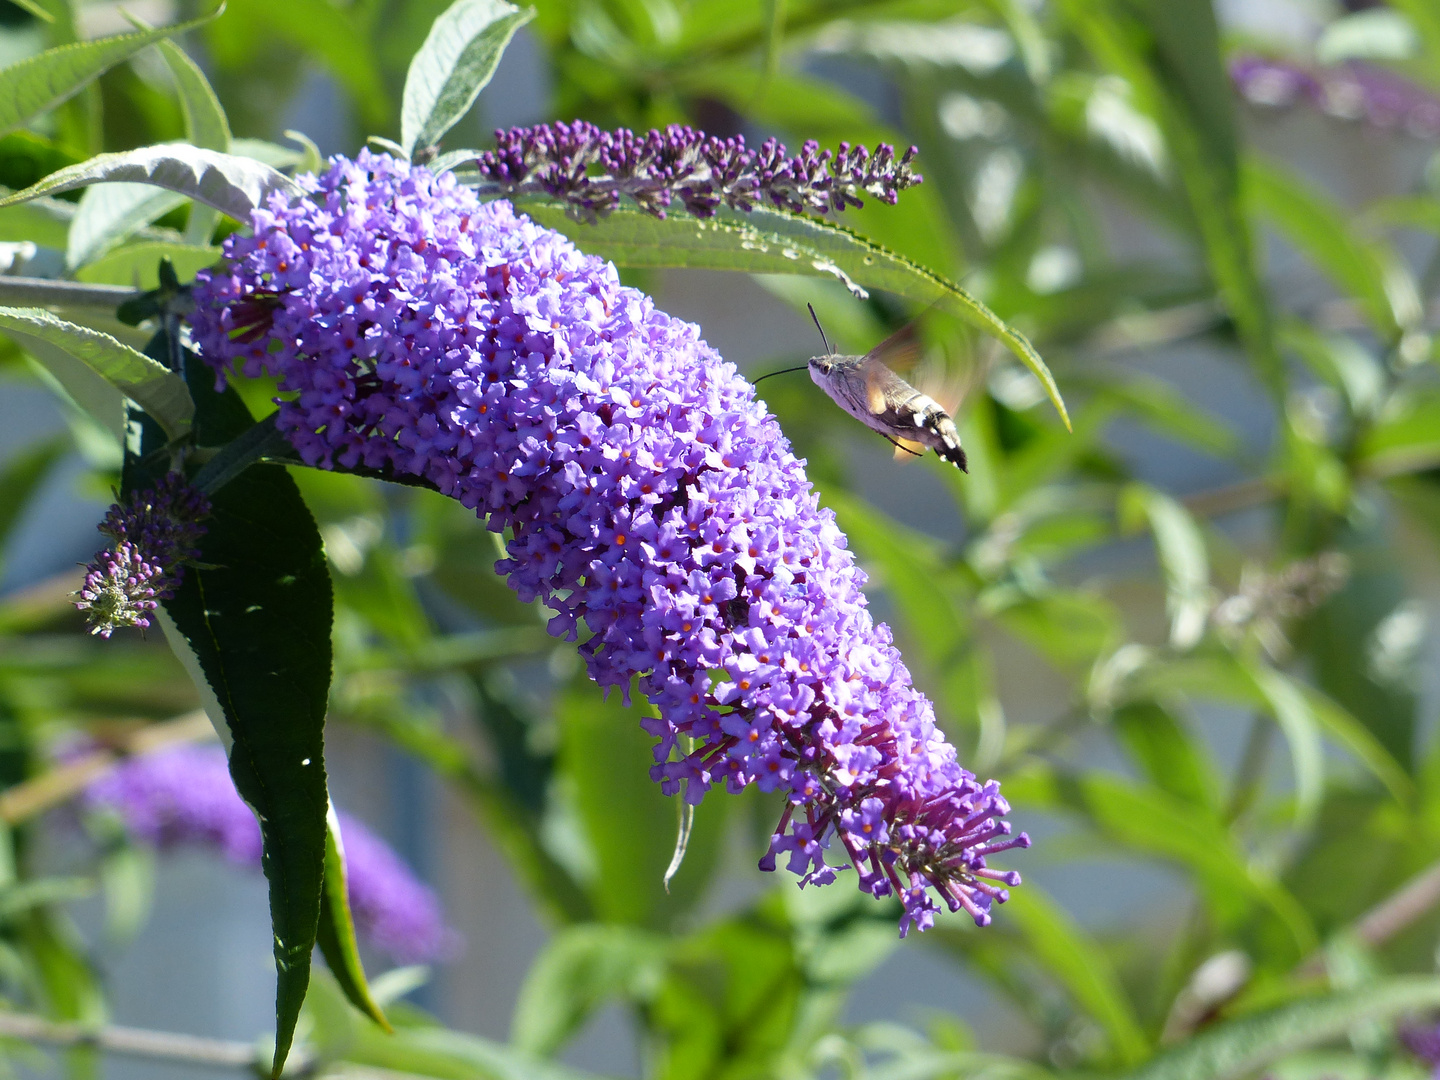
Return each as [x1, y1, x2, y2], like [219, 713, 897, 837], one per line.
[863, 320, 923, 375]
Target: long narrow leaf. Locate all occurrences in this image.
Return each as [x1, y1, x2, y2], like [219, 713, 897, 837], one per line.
[315, 807, 389, 1031]
[1247, 156, 1419, 341]
[0, 306, 192, 439]
[1122, 977, 1440, 1080]
[0, 10, 219, 138]
[143, 347, 333, 1077]
[0, 145, 304, 223]
[1006, 888, 1149, 1064]
[519, 199, 1070, 428]
[400, 0, 535, 157]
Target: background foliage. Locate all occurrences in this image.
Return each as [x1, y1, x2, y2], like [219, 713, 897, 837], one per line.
[4, 0, 1440, 1078]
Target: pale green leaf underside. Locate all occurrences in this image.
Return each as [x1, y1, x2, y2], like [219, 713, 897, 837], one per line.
[67, 182, 188, 269]
[0, 144, 304, 224]
[401, 0, 535, 157]
[0, 306, 192, 439]
[0, 11, 218, 138]
[518, 199, 1071, 429]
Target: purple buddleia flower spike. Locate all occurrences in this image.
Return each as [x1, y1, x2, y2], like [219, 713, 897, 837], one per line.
[1231, 55, 1440, 138]
[187, 151, 1025, 933]
[83, 743, 459, 964]
[467, 121, 922, 221]
[74, 473, 210, 639]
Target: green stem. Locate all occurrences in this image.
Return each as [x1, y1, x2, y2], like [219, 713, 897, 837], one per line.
[0, 277, 137, 309]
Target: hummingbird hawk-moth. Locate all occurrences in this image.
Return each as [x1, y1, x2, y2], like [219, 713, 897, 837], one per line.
[757, 304, 968, 472]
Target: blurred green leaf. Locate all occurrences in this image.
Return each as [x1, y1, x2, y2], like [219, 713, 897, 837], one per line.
[512, 923, 666, 1055]
[1118, 483, 1210, 649]
[0, 434, 66, 570]
[401, 0, 535, 157]
[1121, 978, 1440, 1080]
[73, 241, 222, 287]
[1059, 0, 1280, 390]
[1006, 765, 1316, 954]
[1246, 156, 1419, 342]
[1006, 886, 1149, 1064]
[0, 11, 220, 139]
[557, 678, 728, 927]
[1112, 702, 1220, 814]
[151, 32, 231, 244]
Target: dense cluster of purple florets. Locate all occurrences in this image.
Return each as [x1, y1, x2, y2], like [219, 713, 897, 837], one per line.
[467, 120, 922, 221]
[74, 473, 209, 639]
[186, 149, 1025, 934]
[84, 744, 457, 963]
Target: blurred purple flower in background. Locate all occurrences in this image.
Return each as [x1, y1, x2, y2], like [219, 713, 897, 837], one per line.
[1402, 1019, 1440, 1079]
[83, 744, 458, 964]
[73, 474, 210, 639]
[1231, 54, 1440, 137]
[186, 150, 1026, 935]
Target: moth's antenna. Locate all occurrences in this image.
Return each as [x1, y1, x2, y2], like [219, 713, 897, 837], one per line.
[753, 365, 809, 386]
[807, 303, 833, 355]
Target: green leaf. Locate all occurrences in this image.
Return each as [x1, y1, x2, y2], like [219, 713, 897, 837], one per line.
[1126, 655, 1409, 806]
[511, 924, 666, 1056]
[1005, 766, 1316, 954]
[0, 434, 66, 571]
[0, 305, 192, 440]
[1359, 387, 1440, 476]
[1317, 9, 1419, 64]
[557, 677, 728, 927]
[1058, 0, 1281, 391]
[0, 10, 220, 139]
[1118, 483, 1210, 649]
[74, 241, 222, 287]
[66, 182, 187, 269]
[1112, 702, 1220, 812]
[1243, 661, 1324, 829]
[1246, 156, 1420, 341]
[520, 200, 1070, 429]
[147, 346, 333, 1078]
[152, 33, 231, 244]
[1006, 887, 1148, 1065]
[0, 144, 305, 223]
[315, 806, 390, 1031]
[156, 42, 231, 154]
[1120, 978, 1440, 1080]
[400, 0, 535, 158]
[209, 0, 390, 129]
[0, 194, 73, 248]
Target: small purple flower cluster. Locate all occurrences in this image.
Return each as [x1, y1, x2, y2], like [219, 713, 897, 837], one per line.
[83, 743, 458, 964]
[468, 120, 922, 221]
[74, 473, 209, 639]
[187, 150, 1024, 934]
[1231, 55, 1440, 138]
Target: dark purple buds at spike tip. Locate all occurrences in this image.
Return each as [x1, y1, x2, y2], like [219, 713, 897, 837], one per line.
[187, 151, 1024, 934]
[74, 474, 210, 639]
[468, 120, 922, 221]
